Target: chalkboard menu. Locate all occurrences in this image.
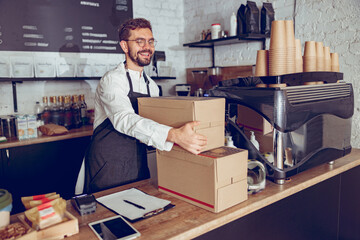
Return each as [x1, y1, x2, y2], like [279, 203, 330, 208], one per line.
[0, 0, 133, 53]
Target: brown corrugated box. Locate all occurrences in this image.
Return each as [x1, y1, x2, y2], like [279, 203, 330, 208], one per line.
[237, 105, 273, 135]
[156, 146, 248, 213]
[138, 97, 225, 151]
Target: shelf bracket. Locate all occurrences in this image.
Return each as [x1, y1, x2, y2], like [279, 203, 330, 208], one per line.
[11, 81, 23, 113]
[211, 45, 215, 67]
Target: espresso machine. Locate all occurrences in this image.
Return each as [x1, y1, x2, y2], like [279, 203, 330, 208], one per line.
[209, 72, 353, 184]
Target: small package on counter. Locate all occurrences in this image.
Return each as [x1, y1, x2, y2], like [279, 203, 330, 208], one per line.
[24, 198, 66, 230]
[26, 114, 38, 139]
[15, 115, 28, 140]
[21, 192, 58, 209]
[39, 124, 68, 136]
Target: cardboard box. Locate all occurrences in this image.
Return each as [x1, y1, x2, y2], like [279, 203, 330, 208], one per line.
[237, 105, 272, 135]
[138, 97, 225, 151]
[157, 146, 248, 213]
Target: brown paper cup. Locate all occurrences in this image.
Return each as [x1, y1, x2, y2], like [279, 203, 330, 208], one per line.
[295, 58, 303, 73]
[268, 83, 287, 88]
[255, 50, 269, 76]
[287, 47, 296, 74]
[256, 84, 268, 88]
[315, 42, 324, 71]
[303, 56, 316, 72]
[285, 20, 295, 48]
[270, 20, 286, 49]
[331, 52, 339, 72]
[315, 42, 324, 57]
[269, 50, 287, 76]
[295, 39, 302, 60]
[324, 47, 331, 71]
[331, 53, 339, 66]
[303, 81, 317, 85]
[331, 65, 340, 72]
[304, 41, 316, 57]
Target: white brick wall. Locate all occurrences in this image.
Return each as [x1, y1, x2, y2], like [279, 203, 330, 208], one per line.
[133, 0, 186, 97]
[294, 0, 360, 147]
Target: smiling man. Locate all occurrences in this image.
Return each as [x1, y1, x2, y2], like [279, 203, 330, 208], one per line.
[84, 18, 207, 193]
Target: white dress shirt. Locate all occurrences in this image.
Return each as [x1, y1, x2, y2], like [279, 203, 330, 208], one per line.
[94, 62, 173, 151]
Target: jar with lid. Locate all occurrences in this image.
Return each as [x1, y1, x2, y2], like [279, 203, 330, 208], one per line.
[211, 23, 221, 40]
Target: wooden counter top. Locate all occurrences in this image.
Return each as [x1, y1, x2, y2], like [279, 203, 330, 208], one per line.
[0, 125, 93, 149]
[48, 148, 360, 240]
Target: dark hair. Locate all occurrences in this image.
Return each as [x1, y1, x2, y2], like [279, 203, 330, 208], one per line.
[118, 18, 152, 41]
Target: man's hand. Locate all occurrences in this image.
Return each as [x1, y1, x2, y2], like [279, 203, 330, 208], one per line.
[167, 121, 207, 155]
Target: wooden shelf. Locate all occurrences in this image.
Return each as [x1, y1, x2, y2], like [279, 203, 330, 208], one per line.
[183, 34, 268, 48]
[183, 33, 268, 67]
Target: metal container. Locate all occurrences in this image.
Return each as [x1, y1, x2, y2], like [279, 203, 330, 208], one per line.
[1, 115, 17, 139]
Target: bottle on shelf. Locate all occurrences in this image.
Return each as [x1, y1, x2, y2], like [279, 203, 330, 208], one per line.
[71, 95, 82, 128]
[63, 96, 73, 130]
[230, 12, 237, 36]
[250, 131, 260, 151]
[41, 96, 51, 124]
[34, 101, 43, 121]
[58, 96, 65, 126]
[34, 101, 44, 136]
[50, 96, 61, 125]
[79, 94, 88, 126]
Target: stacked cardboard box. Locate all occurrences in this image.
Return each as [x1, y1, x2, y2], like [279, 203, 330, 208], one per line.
[138, 97, 225, 151]
[237, 105, 273, 135]
[138, 97, 249, 212]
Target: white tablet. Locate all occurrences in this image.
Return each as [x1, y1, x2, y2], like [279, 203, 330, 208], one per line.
[88, 215, 141, 240]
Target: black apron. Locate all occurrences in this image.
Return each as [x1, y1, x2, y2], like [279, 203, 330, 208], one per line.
[84, 70, 151, 193]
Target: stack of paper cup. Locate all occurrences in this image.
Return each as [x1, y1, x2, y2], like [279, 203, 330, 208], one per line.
[303, 41, 316, 72]
[269, 20, 287, 76]
[331, 53, 339, 72]
[255, 50, 269, 76]
[285, 20, 296, 74]
[324, 46, 331, 71]
[315, 42, 324, 71]
[295, 39, 303, 73]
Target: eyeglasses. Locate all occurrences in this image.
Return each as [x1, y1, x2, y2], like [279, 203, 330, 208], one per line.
[125, 38, 157, 47]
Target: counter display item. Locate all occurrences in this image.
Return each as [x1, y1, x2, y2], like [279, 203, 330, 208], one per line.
[71, 194, 96, 216]
[0, 115, 17, 139]
[34, 57, 56, 78]
[211, 23, 221, 39]
[0, 189, 12, 228]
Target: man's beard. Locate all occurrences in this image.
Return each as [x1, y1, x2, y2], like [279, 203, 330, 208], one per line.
[128, 48, 153, 67]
